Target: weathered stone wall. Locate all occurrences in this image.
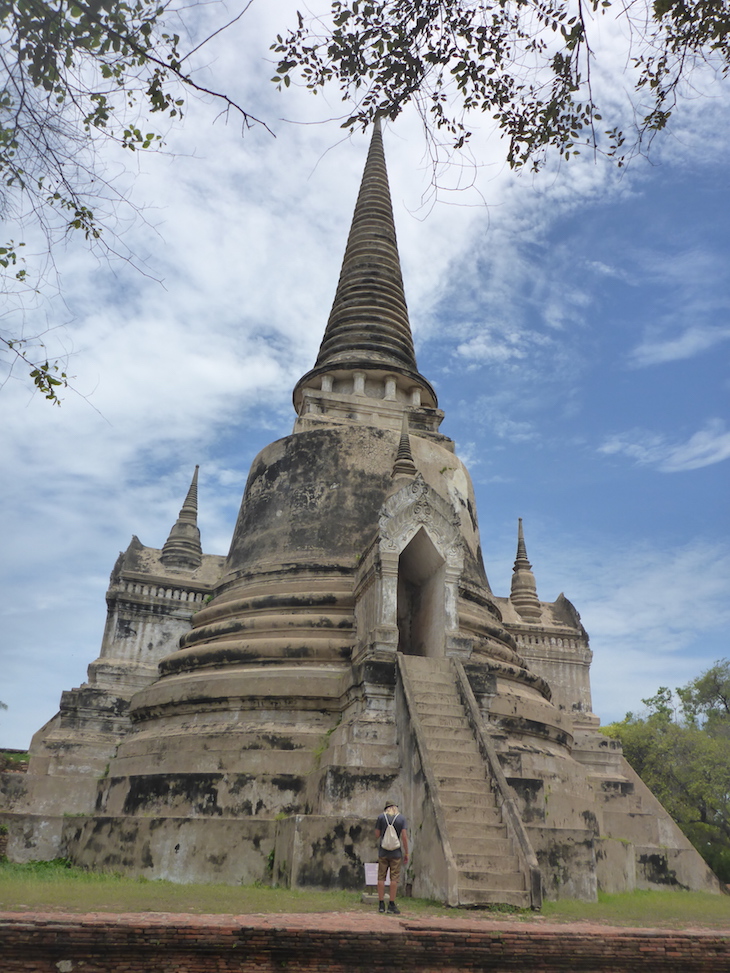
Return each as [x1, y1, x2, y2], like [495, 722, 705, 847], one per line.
[63, 816, 277, 884]
[2, 913, 730, 972]
[62, 814, 375, 889]
[2, 811, 68, 864]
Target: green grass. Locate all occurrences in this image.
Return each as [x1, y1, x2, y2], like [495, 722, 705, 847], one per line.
[0, 750, 29, 768]
[1, 860, 730, 928]
[0, 860, 448, 916]
[542, 888, 730, 928]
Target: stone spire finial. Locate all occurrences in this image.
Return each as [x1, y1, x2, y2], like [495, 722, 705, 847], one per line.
[509, 518, 542, 621]
[293, 120, 437, 411]
[160, 465, 203, 569]
[392, 412, 418, 478]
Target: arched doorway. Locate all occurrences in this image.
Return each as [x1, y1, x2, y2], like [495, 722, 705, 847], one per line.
[396, 527, 446, 657]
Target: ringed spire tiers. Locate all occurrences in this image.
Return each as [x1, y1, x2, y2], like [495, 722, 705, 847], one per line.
[293, 119, 437, 414]
[509, 518, 542, 622]
[391, 412, 418, 478]
[160, 465, 202, 569]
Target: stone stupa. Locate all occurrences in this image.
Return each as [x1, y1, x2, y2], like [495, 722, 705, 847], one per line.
[1, 122, 719, 906]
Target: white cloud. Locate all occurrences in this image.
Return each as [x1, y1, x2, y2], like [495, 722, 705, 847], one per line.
[585, 541, 730, 722]
[456, 328, 532, 364]
[660, 420, 730, 472]
[599, 419, 730, 472]
[630, 324, 730, 367]
[622, 244, 730, 368]
[586, 259, 629, 280]
[490, 416, 538, 443]
[480, 517, 730, 727]
[523, 535, 730, 724]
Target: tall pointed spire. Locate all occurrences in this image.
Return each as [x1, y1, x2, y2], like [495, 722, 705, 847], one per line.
[509, 518, 542, 621]
[392, 412, 418, 478]
[293, 119, 436, 412]
[160, 466, 202, 569]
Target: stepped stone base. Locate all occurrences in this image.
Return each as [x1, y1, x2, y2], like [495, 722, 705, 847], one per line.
[4, 652, 721, 907]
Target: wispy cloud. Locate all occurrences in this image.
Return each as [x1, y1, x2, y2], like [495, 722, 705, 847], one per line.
[599, 418, 730, 472]
[455, 327, 545, 365]
[625, 246, 730, 368]
[534, 536, 730, 723]
[629, 324, 730, 367]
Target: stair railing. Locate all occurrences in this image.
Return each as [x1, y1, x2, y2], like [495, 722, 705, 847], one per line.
[453, 659, 543, 910]
[396, 654, 460, 906]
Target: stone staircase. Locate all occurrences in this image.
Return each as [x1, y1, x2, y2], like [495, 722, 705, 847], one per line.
[401, 656, 531, 908]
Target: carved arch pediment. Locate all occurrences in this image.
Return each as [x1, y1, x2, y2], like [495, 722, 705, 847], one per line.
[378, 474, 465, 572]
[352, 474, 468, 661]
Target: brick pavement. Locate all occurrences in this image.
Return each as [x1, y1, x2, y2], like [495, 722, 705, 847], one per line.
[1, 910, 729, 972]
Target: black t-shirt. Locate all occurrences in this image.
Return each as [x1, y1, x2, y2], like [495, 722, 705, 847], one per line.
[376, 811, 406, 859]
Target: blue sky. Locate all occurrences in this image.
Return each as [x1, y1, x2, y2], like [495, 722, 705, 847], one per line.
[1, 3, 728, 748]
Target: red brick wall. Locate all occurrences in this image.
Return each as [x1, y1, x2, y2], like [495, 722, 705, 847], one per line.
[1, 912, 728, 972]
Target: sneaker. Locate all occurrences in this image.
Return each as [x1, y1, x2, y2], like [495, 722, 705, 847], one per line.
[378, 901, 385, 913]
[387, 902, 400, 915]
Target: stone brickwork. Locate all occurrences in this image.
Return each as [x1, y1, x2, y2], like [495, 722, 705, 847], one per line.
[1, 912, 730, 972]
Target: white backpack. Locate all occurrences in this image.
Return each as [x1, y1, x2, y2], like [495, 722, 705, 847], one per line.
[381, 812, 401, 851]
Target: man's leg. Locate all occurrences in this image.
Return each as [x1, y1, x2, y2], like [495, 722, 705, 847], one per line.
[387, 857, 401, 914]
[377, 858, 389, 912]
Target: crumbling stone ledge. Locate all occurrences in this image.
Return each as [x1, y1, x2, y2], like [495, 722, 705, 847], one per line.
[1, 911, 729, 972]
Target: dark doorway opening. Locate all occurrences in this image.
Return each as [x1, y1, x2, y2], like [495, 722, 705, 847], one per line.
[396, 528, 446, 657]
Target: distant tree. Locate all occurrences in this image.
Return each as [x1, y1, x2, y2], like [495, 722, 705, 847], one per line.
[0, 0, 264, 402]
[603, 663, 730, 882]
[677, 660, 730, 737]
[274, 0, 730, 170]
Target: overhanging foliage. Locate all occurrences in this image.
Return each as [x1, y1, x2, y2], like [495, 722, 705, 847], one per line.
[274, 0, 730, 170]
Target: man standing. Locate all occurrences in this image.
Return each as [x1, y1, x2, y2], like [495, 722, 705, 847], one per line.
[375, 801, 409, 914]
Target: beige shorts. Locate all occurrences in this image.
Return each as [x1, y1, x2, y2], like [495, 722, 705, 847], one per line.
[377, 856, 402, 884]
